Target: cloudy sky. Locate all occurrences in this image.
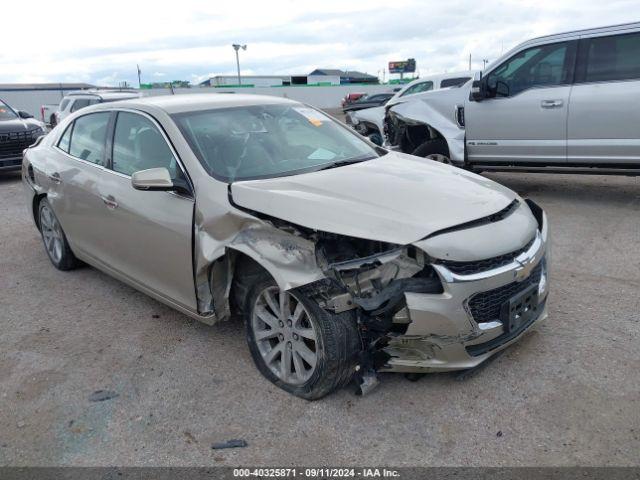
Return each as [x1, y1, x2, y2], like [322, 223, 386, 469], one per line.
[2, 0, 638, 86]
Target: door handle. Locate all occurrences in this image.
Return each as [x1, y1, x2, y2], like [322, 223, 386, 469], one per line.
[101, 195, 118, 209]
[48, 172, 61, 184]
[541, 99, 563, 108]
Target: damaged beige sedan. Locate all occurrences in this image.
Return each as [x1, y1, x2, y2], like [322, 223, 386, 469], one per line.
[23, 94, 549, 399]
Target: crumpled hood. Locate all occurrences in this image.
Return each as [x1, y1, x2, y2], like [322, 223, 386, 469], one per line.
[230, 152, 517, 245]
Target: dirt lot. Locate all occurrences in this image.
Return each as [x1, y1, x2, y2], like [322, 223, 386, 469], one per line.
[1, 164, 639, 466]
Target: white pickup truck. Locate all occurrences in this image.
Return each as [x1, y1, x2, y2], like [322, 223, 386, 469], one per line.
[384, 22, 640, 173]
[348, 71, 474, 145]
[42, 90, 140, 127]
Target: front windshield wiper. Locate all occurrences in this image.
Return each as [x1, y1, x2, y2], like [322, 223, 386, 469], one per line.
[316, 154, 377, 171]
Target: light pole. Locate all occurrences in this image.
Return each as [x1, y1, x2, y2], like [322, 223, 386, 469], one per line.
[232, 44, 247, 85]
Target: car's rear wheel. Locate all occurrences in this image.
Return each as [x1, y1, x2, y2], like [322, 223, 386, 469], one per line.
[244, 273, 361, 400]
[38, 199, 79, 271]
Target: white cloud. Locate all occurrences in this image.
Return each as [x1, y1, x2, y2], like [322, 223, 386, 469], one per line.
[1, 0, 637, 86]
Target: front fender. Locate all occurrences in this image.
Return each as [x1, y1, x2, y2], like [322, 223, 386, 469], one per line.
[390, 96, 466, 162]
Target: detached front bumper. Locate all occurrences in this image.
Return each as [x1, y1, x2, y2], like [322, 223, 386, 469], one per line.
[382, 211, 550, 373]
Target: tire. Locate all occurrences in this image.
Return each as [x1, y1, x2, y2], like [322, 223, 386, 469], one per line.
[412, 138, 452, 164]
[244, 272, 361, 400]
[367, 132, 383, 146]
[38, 198, 80, 271]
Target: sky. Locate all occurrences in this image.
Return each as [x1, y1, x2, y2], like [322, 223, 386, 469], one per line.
[2, 0, 638, 86]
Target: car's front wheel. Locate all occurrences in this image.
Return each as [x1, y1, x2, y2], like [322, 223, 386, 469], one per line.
[412, 138, 453, 164]
[244, 273, 361, 400]
[38, 199, 79, 271]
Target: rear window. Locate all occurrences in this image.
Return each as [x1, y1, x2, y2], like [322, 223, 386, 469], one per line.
[400, 81, 433, 97]
[440, 77, 471, 88]
[70, 98, 98, 112]
[59, 99, 70, 111]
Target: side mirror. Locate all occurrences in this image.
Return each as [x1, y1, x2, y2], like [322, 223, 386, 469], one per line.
[131, 167, 174, 191]
[18, 110, 34, 119]
[469, 72, 486, 101]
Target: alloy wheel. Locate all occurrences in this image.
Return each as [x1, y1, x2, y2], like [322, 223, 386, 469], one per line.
[251, 286, 318, 385]
[40, 204, 64, 264]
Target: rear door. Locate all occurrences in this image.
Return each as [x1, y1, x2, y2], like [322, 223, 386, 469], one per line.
[567, 30, 640, 164]
[465, 40, 576, 164]
[49, 112, 114, 259]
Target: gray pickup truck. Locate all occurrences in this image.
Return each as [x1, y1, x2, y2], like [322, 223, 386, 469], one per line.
[384, 22, 640, 174]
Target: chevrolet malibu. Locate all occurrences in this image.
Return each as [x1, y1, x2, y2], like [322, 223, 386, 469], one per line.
[22, 94, 549, 399]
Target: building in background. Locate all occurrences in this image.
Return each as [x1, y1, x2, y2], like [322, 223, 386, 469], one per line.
[0, 83, 96, 118]
[141, 80, 191, 89]
[307, 69, 379, 85]
[200, 75, 292, 87]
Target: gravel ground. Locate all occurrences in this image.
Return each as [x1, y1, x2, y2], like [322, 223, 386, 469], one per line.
[1, 162, 639, 466]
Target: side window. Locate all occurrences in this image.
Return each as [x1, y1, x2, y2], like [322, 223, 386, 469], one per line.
[112, 112, 178, 177]
[70, 99, 93, 112]
[440, 77, 471, 88]
[59, 99, 70, 111]
[582, 32, 640, 82]
[485, 42, 571, 97]
[57, 123, 73, 153]
[401, 81, 433, 97]
[68, 113, 110, 165]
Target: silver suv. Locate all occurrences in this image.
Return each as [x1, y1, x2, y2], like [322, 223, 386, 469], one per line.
[51, 90, 140, 127]
[385, 22, 640, 173]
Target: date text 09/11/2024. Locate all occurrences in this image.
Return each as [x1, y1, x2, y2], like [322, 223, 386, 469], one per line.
[232, 468, 401, 478]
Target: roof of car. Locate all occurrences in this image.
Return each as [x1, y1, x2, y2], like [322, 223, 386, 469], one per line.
[524, 21, 640, 45]
[67, 90, 139, 100]
[102, 93, 299, 114]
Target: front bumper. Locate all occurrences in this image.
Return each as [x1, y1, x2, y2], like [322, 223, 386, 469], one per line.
[381, 212, 550, 373]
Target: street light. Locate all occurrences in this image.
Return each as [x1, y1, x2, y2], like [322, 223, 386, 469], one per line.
[232, 44, 247, 85]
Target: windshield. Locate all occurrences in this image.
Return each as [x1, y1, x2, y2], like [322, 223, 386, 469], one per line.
[0, 100, 18, 120]
[173, 104, 380, 181]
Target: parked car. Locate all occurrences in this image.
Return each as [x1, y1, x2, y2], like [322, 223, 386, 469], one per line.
[0, 99, 46, 171]
[45, 89, 141, 127]
[385, 22, 640, 173]
[348, 72, 474, 145]
[342, 93, 394, 114]
[341, 92, 367, 108]
[23, 94, 549, 399]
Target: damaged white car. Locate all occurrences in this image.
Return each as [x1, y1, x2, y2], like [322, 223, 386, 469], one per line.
[23, 94, 549, 399]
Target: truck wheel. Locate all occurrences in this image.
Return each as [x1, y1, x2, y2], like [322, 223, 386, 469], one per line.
[245, 272, 361, 400]
[367, 132, 383, 146]
[38, 199, 80, 271]
[412, 139, 452, 164]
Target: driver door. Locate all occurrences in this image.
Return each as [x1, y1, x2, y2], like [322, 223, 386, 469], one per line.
[95, 110, 197, 311]
[465, 40, 576, 164]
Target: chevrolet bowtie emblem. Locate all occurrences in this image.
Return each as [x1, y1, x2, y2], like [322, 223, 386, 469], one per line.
[515, 255, 536, 280]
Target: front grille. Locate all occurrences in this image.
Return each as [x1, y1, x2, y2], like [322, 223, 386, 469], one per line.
[0, 130, 37, 160]
[438, 236, 535, 275]
[466, 297, 547, 357]
[467, 260, 543, 324]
